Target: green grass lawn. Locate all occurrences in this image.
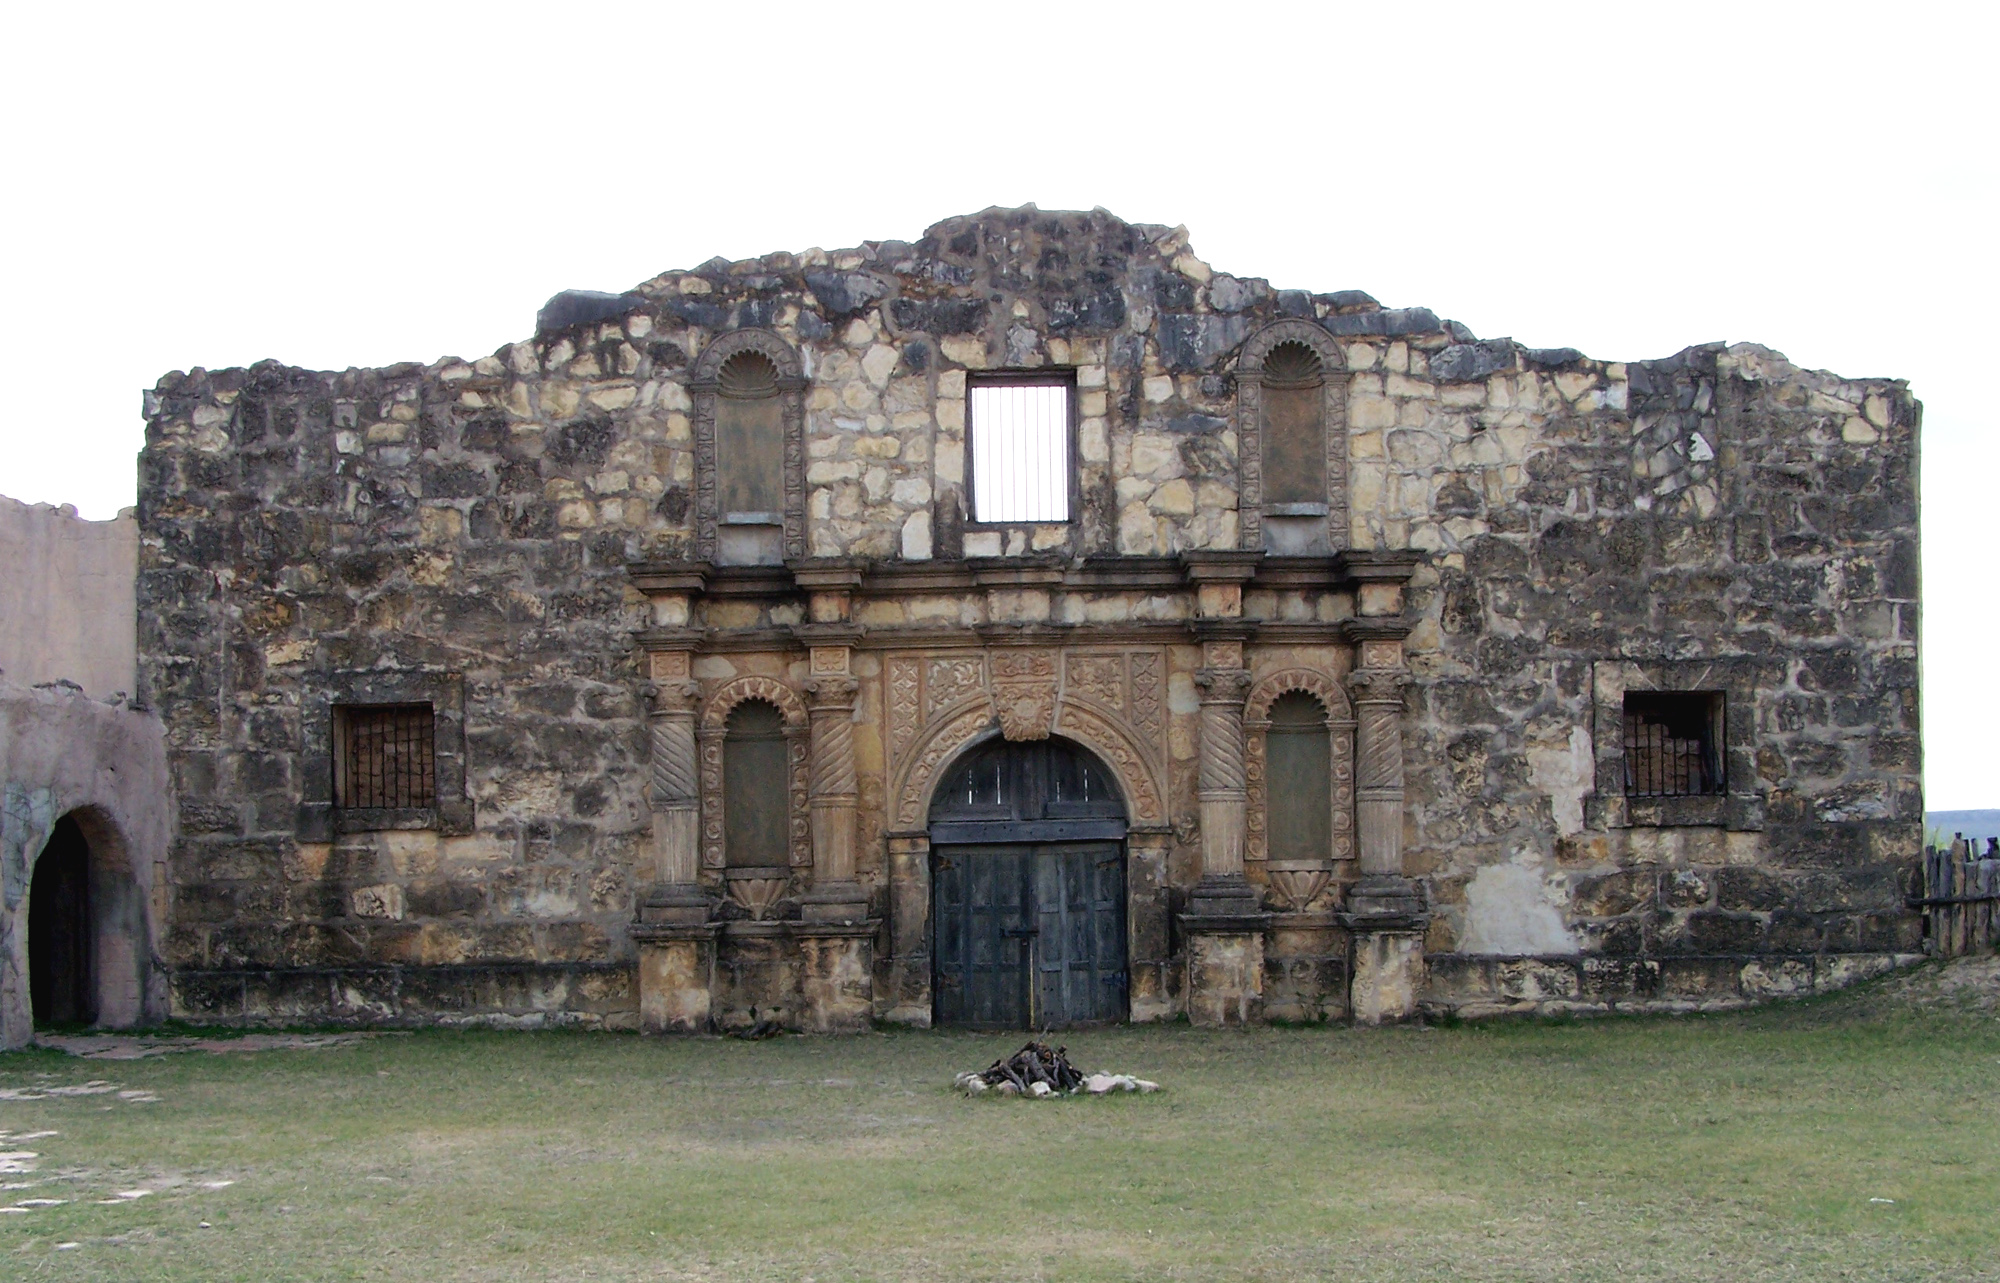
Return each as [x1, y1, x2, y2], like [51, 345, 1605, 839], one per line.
[3, 965, 1997, 1282]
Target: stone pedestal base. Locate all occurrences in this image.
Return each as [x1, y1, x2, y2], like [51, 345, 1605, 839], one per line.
[1182, 921, 1267, 1027]
[1340, 875, 1429, 1025]
[633, 923, 719, 1033]
[640, 883, 714, 926]
[1186, 873, 1264, 920]
[798, 882, 871, 926]
[794, 923, 877, 1033]
[1345, 927, 1426, 1025]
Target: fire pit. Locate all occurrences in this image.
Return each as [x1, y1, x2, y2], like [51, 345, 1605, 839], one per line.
[954, 1041, 1161, 1098]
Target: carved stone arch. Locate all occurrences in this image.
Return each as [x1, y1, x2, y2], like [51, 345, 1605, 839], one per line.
[1052, 700, 1167, 827]
[1236, 319, 1345, 378]
[1233, 319, 1349, 554]
[889, 695, 1168, 832]
[689, 328, 807, 564]
[1246, 667, 1353, 724]
[700, 675, 808, 732]
[890, 701, 998, 831]
[1244, 668, 1356, 874]
[691, 327, 804, 384]
[698, 676, 811, 875]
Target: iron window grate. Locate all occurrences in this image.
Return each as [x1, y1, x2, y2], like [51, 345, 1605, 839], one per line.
[335, 703, 437, 809]
[970, 378, 1071, 524]
[1622, 692, 1724, 798]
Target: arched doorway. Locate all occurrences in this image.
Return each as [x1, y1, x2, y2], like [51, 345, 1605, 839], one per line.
[29, 814, 96, 1027]
[929, 737, 1128, 1029]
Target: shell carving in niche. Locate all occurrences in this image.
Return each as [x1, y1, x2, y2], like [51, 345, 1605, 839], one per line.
[717, 350, 780, 399]
[1261, 340, 1323, 388]
[1265, 861, 1332, 913]
[725, 868, 790, 920]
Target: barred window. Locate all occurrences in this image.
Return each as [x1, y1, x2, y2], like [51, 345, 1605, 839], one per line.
[1622, 692, 1724, 798]
[334, 703, 437, 809]
[970, 376, 1071, 523]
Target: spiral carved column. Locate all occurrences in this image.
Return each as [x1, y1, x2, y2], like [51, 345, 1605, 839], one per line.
[1194, 667, 1255, 883]
[1344, 666, 1417, 901]
[647, 681, 702, 888]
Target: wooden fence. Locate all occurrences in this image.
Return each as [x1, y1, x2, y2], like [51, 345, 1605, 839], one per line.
[1912, 836, 2000, 957]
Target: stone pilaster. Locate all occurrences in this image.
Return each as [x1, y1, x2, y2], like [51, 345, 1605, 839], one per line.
[788, 587, 877, 1033]
[795, 632, 867, 924]
[1338, 620, 1428, 1024]
[640, 654, 709, 927]
[879, 831, 933, 1027]
[1178, 554, 1268, 1027]
[1191, 659, 1259, 915]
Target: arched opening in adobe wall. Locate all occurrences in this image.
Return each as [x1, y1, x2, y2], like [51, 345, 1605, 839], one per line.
[27, 808, 149, 1031]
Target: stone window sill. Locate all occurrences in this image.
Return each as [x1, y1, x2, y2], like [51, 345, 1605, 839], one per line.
[1584, 793, 1765, 832]
[336, 807, 437, 833]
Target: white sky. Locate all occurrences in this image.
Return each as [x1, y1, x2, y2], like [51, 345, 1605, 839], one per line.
[1, 3, 1991, 807]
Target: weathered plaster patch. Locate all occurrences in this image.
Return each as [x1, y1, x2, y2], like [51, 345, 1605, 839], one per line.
[1459, 853, 1578, 956]
[1526, 726, 1592, 837]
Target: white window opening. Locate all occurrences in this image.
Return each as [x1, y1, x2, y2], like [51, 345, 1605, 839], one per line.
[970, 380, 1071, 523]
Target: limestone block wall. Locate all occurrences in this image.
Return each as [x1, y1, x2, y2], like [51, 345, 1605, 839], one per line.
[0, 495, 139, 700]
[134, 206, 1922, 1025]
[1388, 343, 1923, 1010]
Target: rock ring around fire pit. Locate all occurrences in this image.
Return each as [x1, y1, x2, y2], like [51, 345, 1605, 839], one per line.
[954, 1041, 1161, 1098]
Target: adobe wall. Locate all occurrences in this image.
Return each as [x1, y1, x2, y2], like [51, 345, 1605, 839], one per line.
[0, 678, 173, 1047]
[135, 207, 1922, 1027]
[0, 495, 139, 700]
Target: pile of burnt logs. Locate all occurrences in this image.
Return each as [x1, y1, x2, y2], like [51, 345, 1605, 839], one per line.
[954, 1042, 1161, 1098]
[971, 1041, 1083, 1094]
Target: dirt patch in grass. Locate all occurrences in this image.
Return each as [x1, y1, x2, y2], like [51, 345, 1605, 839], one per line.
[1861, 952, 2000, 1015]
[38, 1032, 401, 1060]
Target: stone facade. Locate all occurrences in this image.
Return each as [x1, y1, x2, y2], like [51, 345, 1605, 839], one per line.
[134, 207, 1922, 1031]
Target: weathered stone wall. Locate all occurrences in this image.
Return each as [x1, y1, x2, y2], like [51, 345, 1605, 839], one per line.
[1387, 342, 1923, 1012]
[0, 495, 139, 700]
[135, 207, 1921, 1026]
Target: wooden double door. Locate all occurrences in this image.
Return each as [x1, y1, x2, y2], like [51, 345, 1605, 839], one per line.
[933, 842, 1127, 1028]
[928, 737, 1129, 1029]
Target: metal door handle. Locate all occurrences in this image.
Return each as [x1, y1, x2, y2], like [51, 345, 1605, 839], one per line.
[1002, 926, 1039, 938]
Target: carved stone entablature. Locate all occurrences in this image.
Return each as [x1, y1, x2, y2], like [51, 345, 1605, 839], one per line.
[1244, 668, 1356, 877]
[884, 645, 1169, 829]
[689, 329, 807, 565]
[1234, 319, 1349, 555]
[697, 675, 811, 877]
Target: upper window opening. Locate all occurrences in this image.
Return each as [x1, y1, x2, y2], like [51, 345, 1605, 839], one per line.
[716, 351, 783, 523]
[970, 376, 1071, 524]
[334, 703, 437, 809]
[1622, 691, 1724, 797]
[1262, 341, 1327, 509]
